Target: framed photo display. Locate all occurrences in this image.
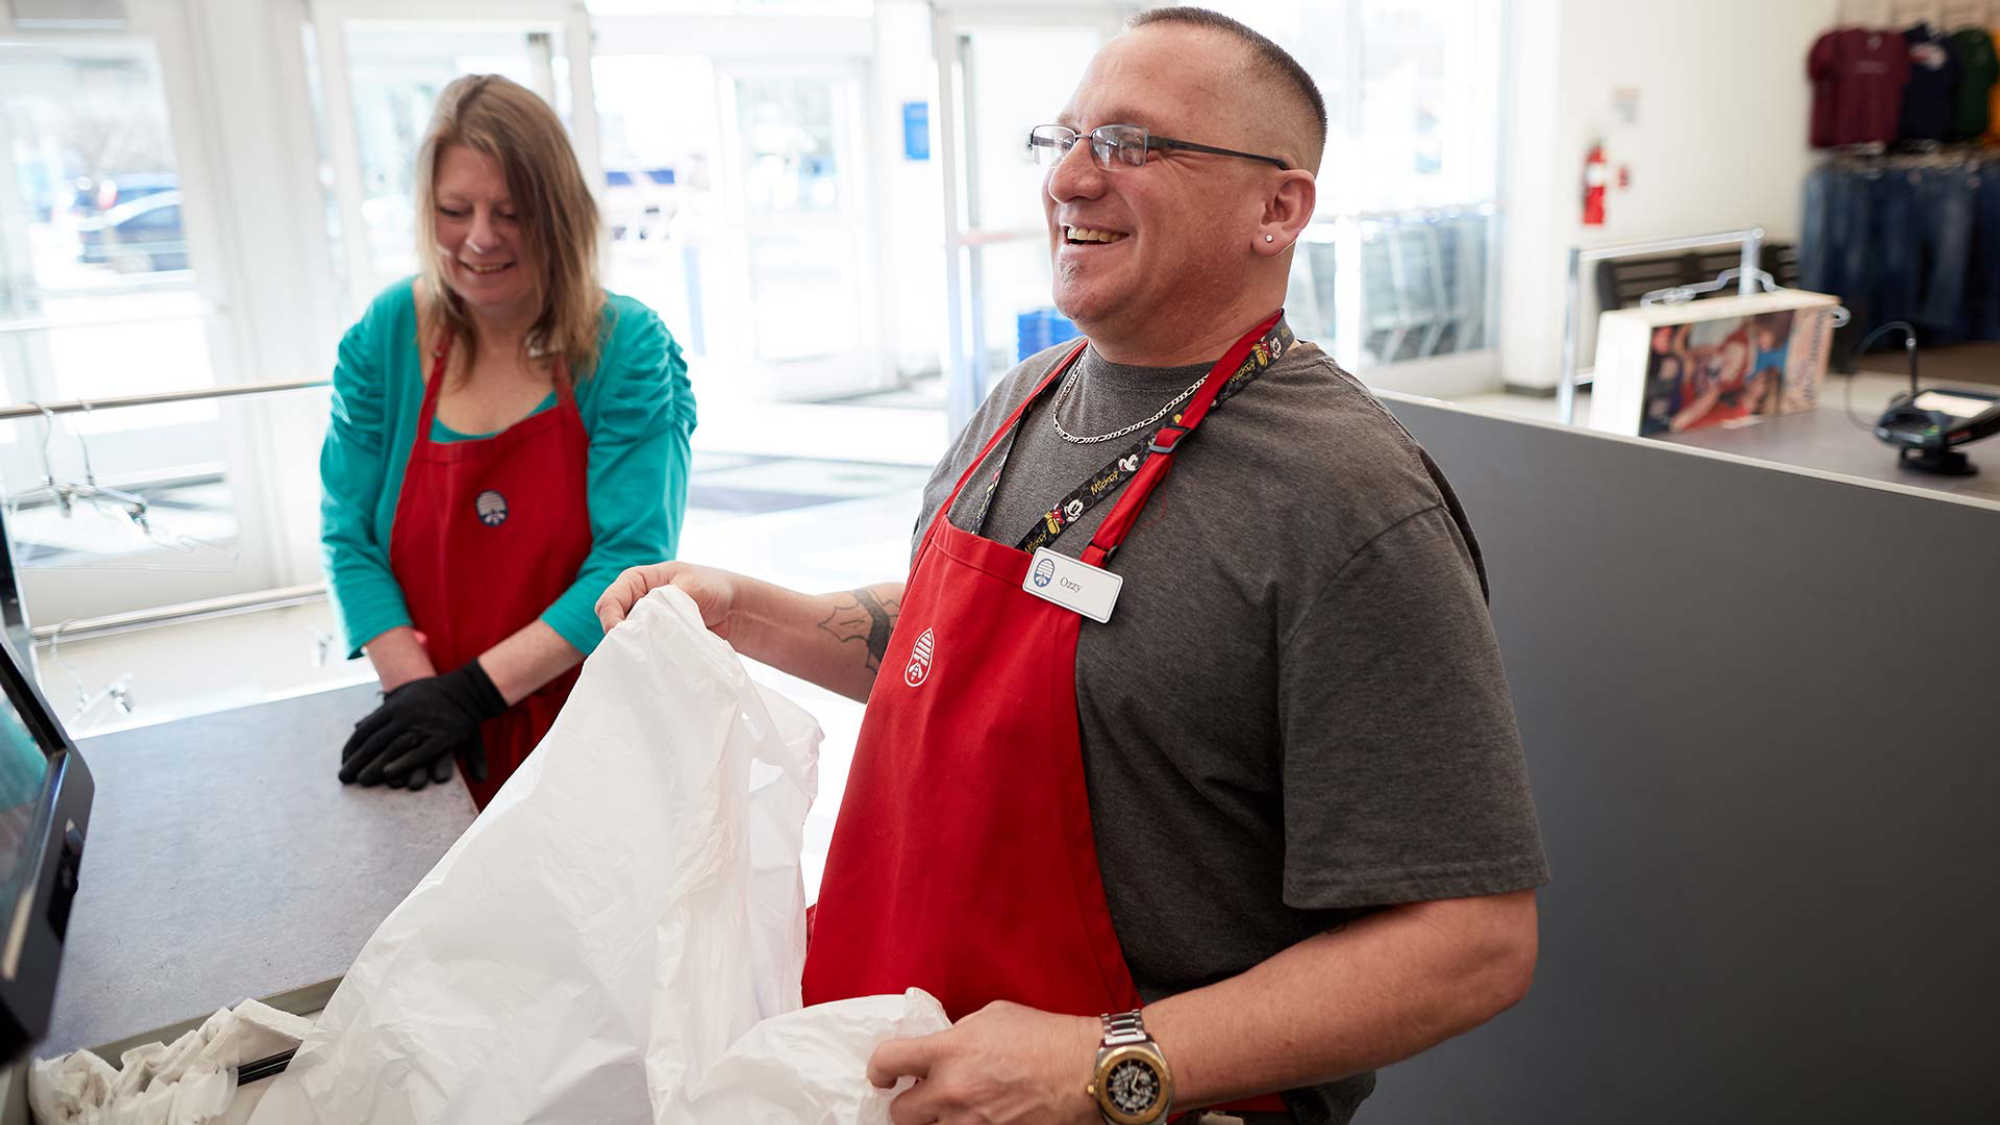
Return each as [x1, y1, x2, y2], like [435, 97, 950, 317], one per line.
[1590, 290, 1840, 438]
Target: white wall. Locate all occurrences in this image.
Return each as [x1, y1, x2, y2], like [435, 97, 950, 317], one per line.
[1500, 0, 1841, 391]
[871, 0, 948, 379]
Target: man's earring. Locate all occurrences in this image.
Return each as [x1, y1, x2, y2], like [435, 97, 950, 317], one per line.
[1264, 234, 1274, 243]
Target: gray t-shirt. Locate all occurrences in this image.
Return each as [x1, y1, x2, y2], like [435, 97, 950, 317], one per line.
[912, 328, 1549, 1125]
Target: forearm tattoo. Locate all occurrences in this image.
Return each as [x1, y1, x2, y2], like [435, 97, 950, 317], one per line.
[818, 587, 902, 671]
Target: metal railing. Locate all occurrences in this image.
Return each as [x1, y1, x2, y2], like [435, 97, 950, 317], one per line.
[0, 378, 334, 667]
[1558, 227, 1764, 425]
[0, 378, 329, 421]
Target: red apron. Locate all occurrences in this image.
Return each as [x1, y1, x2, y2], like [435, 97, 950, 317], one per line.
[803, 316, 1289, 1116]
[388, 340, 593, 809]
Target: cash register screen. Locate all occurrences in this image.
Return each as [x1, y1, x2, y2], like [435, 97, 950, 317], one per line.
[1911, 391, 1996, 420]
[0, 691, 50, 910]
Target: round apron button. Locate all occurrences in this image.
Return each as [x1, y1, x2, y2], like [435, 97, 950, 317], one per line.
[475, 489, 509, 526]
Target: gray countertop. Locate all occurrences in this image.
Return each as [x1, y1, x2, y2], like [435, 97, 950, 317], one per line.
[44, 684, 478, 1056]
[1661, 404, 2000, 501]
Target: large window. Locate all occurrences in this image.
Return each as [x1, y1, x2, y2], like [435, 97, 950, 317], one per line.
[0, 1, 353, 733]
[933, 0, 1510, 422]
[1218, 0, 1505, 376]
[0, 27, 272, 616]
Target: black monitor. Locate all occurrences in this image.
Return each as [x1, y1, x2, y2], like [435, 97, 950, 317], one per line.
[0, 634, 91, 1064]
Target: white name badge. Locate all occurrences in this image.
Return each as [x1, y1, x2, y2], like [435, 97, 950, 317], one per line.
[1022, 547, 1123, 623]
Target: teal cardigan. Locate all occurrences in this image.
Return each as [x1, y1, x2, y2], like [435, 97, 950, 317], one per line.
[320, 279, 696, 659]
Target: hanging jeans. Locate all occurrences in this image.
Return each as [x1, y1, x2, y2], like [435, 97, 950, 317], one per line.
[1915, 168, 1975, 337]
[1800, 162, 1981, 352]
[1800, 164, 1834, 293]
[1968, 171, 2000, 339]
[1873, 171, 1920, 329]
[1870, 169, 1973, 338]
[1803, 165, 1886, 366]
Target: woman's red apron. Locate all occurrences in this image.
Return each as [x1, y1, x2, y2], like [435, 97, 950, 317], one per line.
[388, 340, 593, 809]
[803, 316, 1290, 1116]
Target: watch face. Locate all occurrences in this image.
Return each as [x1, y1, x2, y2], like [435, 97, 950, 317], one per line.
[1106, 1057, 1162, 1115]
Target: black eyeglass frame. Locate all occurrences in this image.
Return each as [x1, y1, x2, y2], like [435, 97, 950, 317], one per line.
[1028, 123, 1291, 172]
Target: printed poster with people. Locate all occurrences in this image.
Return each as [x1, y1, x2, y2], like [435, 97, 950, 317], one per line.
[1639, 305, 1836, 435]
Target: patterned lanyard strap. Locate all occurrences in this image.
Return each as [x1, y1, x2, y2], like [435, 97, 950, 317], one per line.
[971, 321, 1294, 552]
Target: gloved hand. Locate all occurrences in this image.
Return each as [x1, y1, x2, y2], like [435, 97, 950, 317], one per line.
[339, 660, 507, 789]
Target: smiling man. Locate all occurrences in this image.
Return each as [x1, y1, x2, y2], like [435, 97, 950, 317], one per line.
[598, 9, 1546, 1124]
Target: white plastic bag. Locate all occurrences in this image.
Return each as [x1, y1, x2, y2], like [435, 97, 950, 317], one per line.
[31, 998, 313, 1125]
[249, 587, 825, 1124]
[672, 988, 947, 1123]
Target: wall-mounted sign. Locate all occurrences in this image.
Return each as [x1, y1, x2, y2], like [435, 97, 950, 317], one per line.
[903, 101, 930, 162]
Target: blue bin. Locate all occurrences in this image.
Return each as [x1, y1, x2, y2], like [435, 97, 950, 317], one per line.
[1016, 307, 1081, 361]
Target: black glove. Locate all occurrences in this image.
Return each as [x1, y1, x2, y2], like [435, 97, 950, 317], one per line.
[386, 753, 456, 792]
[339, 661, 507, 788]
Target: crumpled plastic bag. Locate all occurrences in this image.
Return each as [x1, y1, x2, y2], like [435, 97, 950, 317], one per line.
[675, 988, 947, 1122]
[247, 587, 946, 1125]
[31, 998, 312, 1125]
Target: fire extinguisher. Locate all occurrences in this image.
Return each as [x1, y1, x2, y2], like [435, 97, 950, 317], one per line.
[1582, 141, 1608, 227]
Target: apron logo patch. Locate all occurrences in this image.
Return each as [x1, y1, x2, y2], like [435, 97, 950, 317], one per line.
[1032, 557, 1056, 588]
[905, 628, 936, 688]
[475, 490, 509, 527]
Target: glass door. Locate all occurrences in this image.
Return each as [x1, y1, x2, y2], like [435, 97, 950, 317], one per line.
[710, 60, 883, 402]
[311, 0, 597, 317]
[592, 51, 717, 366]
[932, 3, 1130, 431]
[0, 3, 280, 627]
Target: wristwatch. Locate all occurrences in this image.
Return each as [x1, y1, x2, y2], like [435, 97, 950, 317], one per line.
[1087, 1009, 1174, 1124]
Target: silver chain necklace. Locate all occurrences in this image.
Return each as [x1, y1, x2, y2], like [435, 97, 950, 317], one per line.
[1050, 366, 1209, 445]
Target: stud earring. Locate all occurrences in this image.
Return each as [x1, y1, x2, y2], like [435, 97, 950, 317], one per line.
[1264, 234, 1274, 243]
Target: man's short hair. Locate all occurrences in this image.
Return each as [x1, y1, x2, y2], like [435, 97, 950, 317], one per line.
[1129, 6, 1328, 171]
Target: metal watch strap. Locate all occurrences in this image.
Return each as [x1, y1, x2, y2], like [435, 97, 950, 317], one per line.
[1102, 1009, 1150, 1047]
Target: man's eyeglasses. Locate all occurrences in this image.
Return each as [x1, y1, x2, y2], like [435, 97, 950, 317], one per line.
[1027, 123, 1290, 172]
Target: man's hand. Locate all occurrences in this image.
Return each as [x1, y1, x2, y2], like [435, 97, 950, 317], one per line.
[594, 561, 743, 636]
[866, 1001, 1101, 1125]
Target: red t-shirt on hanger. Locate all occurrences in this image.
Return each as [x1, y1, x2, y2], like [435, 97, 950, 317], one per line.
[1808, 26, 1910, 146]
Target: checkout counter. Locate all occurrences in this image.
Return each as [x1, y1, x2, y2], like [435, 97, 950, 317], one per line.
[1369, 392, 2000, 1123]
[2, 685, 474, 1120]
[1659, 397, 2000, 503]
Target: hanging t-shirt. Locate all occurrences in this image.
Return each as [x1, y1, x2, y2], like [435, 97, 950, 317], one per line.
[1948, 27, 1999, 138]
[1990, 27, 2000, 141]
[1808, 29, 1842, 146]
[1807, 27, 1909, 146]
[1900, 23, 1960, 141]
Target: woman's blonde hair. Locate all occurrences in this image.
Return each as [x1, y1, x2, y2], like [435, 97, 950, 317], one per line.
[414, 74, 603, 379]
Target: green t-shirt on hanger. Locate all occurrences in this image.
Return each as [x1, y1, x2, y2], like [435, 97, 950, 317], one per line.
[1948, 28, 1999, 140]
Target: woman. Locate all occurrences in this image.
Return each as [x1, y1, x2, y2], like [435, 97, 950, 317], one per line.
[321, 74, 695, 807]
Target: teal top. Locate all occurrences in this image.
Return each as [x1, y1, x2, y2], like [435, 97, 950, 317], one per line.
[319, 278, 696, 659]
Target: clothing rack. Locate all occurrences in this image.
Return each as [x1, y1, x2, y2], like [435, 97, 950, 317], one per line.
[1837, 1, 1999, 28]
[1820, 146, 2000, 170]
